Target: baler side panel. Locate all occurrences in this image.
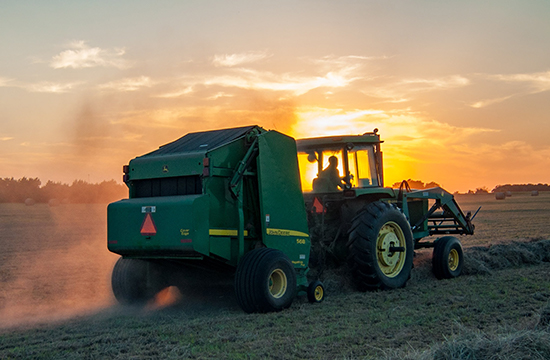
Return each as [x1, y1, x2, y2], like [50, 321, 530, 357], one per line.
[256, 131, 310, 269]
[204, 137, 261, 265]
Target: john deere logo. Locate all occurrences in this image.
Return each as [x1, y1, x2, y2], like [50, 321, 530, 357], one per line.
[162, 165, 169, 173]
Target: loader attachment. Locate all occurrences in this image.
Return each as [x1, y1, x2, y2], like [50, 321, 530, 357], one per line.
[400, 187, 475, 241]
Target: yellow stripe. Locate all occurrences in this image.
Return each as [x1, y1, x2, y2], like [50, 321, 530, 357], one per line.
[266, 228, 309, 237]
[209, 229, 249, 237]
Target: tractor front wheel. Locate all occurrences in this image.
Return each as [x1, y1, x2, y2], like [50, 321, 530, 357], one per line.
[432, 236, 463, 279]
[307, 280, 325, 303]
[235, 248, 297, 313]
[347, 201, 414, 290]
[111, 258, 165, 305]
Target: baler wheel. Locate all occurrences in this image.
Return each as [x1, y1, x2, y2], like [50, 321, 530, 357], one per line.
[347, 201, 414, 290]
[432, 236, 463, 279]
[234, 248, 297, 313]
[111, 258, 165, 305]
[307, 280, 325, 303]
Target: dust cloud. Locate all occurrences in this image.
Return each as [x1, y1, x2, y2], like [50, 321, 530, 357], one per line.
[0, 203, 241, 330]
[48, 90, 300, 184]
[0, 204, 119, 329]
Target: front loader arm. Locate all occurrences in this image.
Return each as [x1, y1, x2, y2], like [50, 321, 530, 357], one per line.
[402, 187, 475, 236]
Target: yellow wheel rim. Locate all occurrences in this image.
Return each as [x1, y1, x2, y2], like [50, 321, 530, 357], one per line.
[376, 221, 406, 278]
[314, 285, 324, 301]
[269, 269, 287, 299]
[448, 248, 460, 271]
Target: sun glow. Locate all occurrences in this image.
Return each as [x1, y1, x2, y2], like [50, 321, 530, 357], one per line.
[290, 109, 384, 139]
[290, 108, 412, 188]
[286, 106, 507, 191]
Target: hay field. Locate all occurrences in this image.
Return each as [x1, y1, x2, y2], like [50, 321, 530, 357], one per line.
[1, 192, 550, 359]
[455, 192, 550, 246]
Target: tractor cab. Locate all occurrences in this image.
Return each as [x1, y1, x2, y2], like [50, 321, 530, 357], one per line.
[296, 130, 384, 193]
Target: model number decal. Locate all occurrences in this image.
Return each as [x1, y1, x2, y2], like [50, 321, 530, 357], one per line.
[296, 238, 306, 244]
[180, 229, 190, 236]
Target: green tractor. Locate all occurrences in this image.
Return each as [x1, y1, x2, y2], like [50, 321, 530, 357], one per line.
[107, 125, 475, 313]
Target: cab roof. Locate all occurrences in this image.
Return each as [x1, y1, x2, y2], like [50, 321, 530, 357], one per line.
[296, 131, 382, 151]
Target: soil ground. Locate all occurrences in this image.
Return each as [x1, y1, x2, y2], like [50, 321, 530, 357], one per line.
[1, 192, 550, 359]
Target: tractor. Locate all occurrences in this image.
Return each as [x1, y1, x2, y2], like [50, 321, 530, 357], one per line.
[107, 125, 475, 313]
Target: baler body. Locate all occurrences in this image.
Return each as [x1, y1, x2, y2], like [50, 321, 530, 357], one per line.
[108, 126, 310, 271]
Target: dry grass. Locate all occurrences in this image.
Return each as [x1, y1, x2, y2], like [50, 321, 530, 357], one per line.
[463, 239, 550, 275]
[385, 328, 550, 360]
[454, 192, 550, 246]
[1, 193, 550, 358]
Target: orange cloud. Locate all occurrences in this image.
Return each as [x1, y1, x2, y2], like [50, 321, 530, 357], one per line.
[361, 75, 470, 102]
[0, 77, 13, 86]
[212, 51, 271, 67]
[50, 41, 130, 69]
[25, 81, 82, 93]
[99, 76, 154, 92]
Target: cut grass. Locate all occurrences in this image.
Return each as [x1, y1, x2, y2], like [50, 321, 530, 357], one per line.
[2, 194, 550, 358]
[2, 261, 550, 359]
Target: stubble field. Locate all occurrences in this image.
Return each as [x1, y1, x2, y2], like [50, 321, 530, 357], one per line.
[1, 192, 550, 359]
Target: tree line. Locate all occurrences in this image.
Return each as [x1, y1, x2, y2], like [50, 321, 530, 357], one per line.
[0, 177, 127, 204]
[491, 183, 550, 193]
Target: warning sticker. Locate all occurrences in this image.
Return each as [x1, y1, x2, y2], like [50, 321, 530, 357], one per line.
[140, 213, 157, 236]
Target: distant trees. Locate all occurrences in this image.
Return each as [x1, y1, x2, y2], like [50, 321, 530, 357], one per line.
[462, 184, 550, 194]
[0, 177, 127, 203]
[391, 179, 441, 190]
[467, 187, 489, 195]
[0, 177, 42, 203]
[492, 184, 550, 193]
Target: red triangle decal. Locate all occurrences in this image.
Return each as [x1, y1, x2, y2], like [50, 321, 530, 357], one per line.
[141, 213, 157, 236]
[313, 197, 325, 213]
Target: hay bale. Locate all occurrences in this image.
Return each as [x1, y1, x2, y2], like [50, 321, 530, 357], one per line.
[24, 198, 35, 206]
[495, 192, 506, 200]
[48, 198, 60, 207]
[505, 191, 512, 197]
[532, 190, 539, 196]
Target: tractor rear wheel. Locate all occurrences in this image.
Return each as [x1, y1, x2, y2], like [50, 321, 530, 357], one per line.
[111, 258, 165, 305]
[347, 201, 414, 290]
[432, 236, 463, 279]
[234, 248, 297, 313]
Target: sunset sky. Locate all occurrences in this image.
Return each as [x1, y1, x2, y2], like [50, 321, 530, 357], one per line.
[1, 1, 549, 192]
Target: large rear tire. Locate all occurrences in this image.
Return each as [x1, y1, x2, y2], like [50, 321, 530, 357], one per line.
[234, 248, 297, 313]
[111, 258, 166, 305]
[432, 236, 463, 279]
[347, 201, 414, 290]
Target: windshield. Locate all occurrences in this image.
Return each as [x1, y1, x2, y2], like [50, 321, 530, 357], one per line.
[297, 145, 379, 192]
